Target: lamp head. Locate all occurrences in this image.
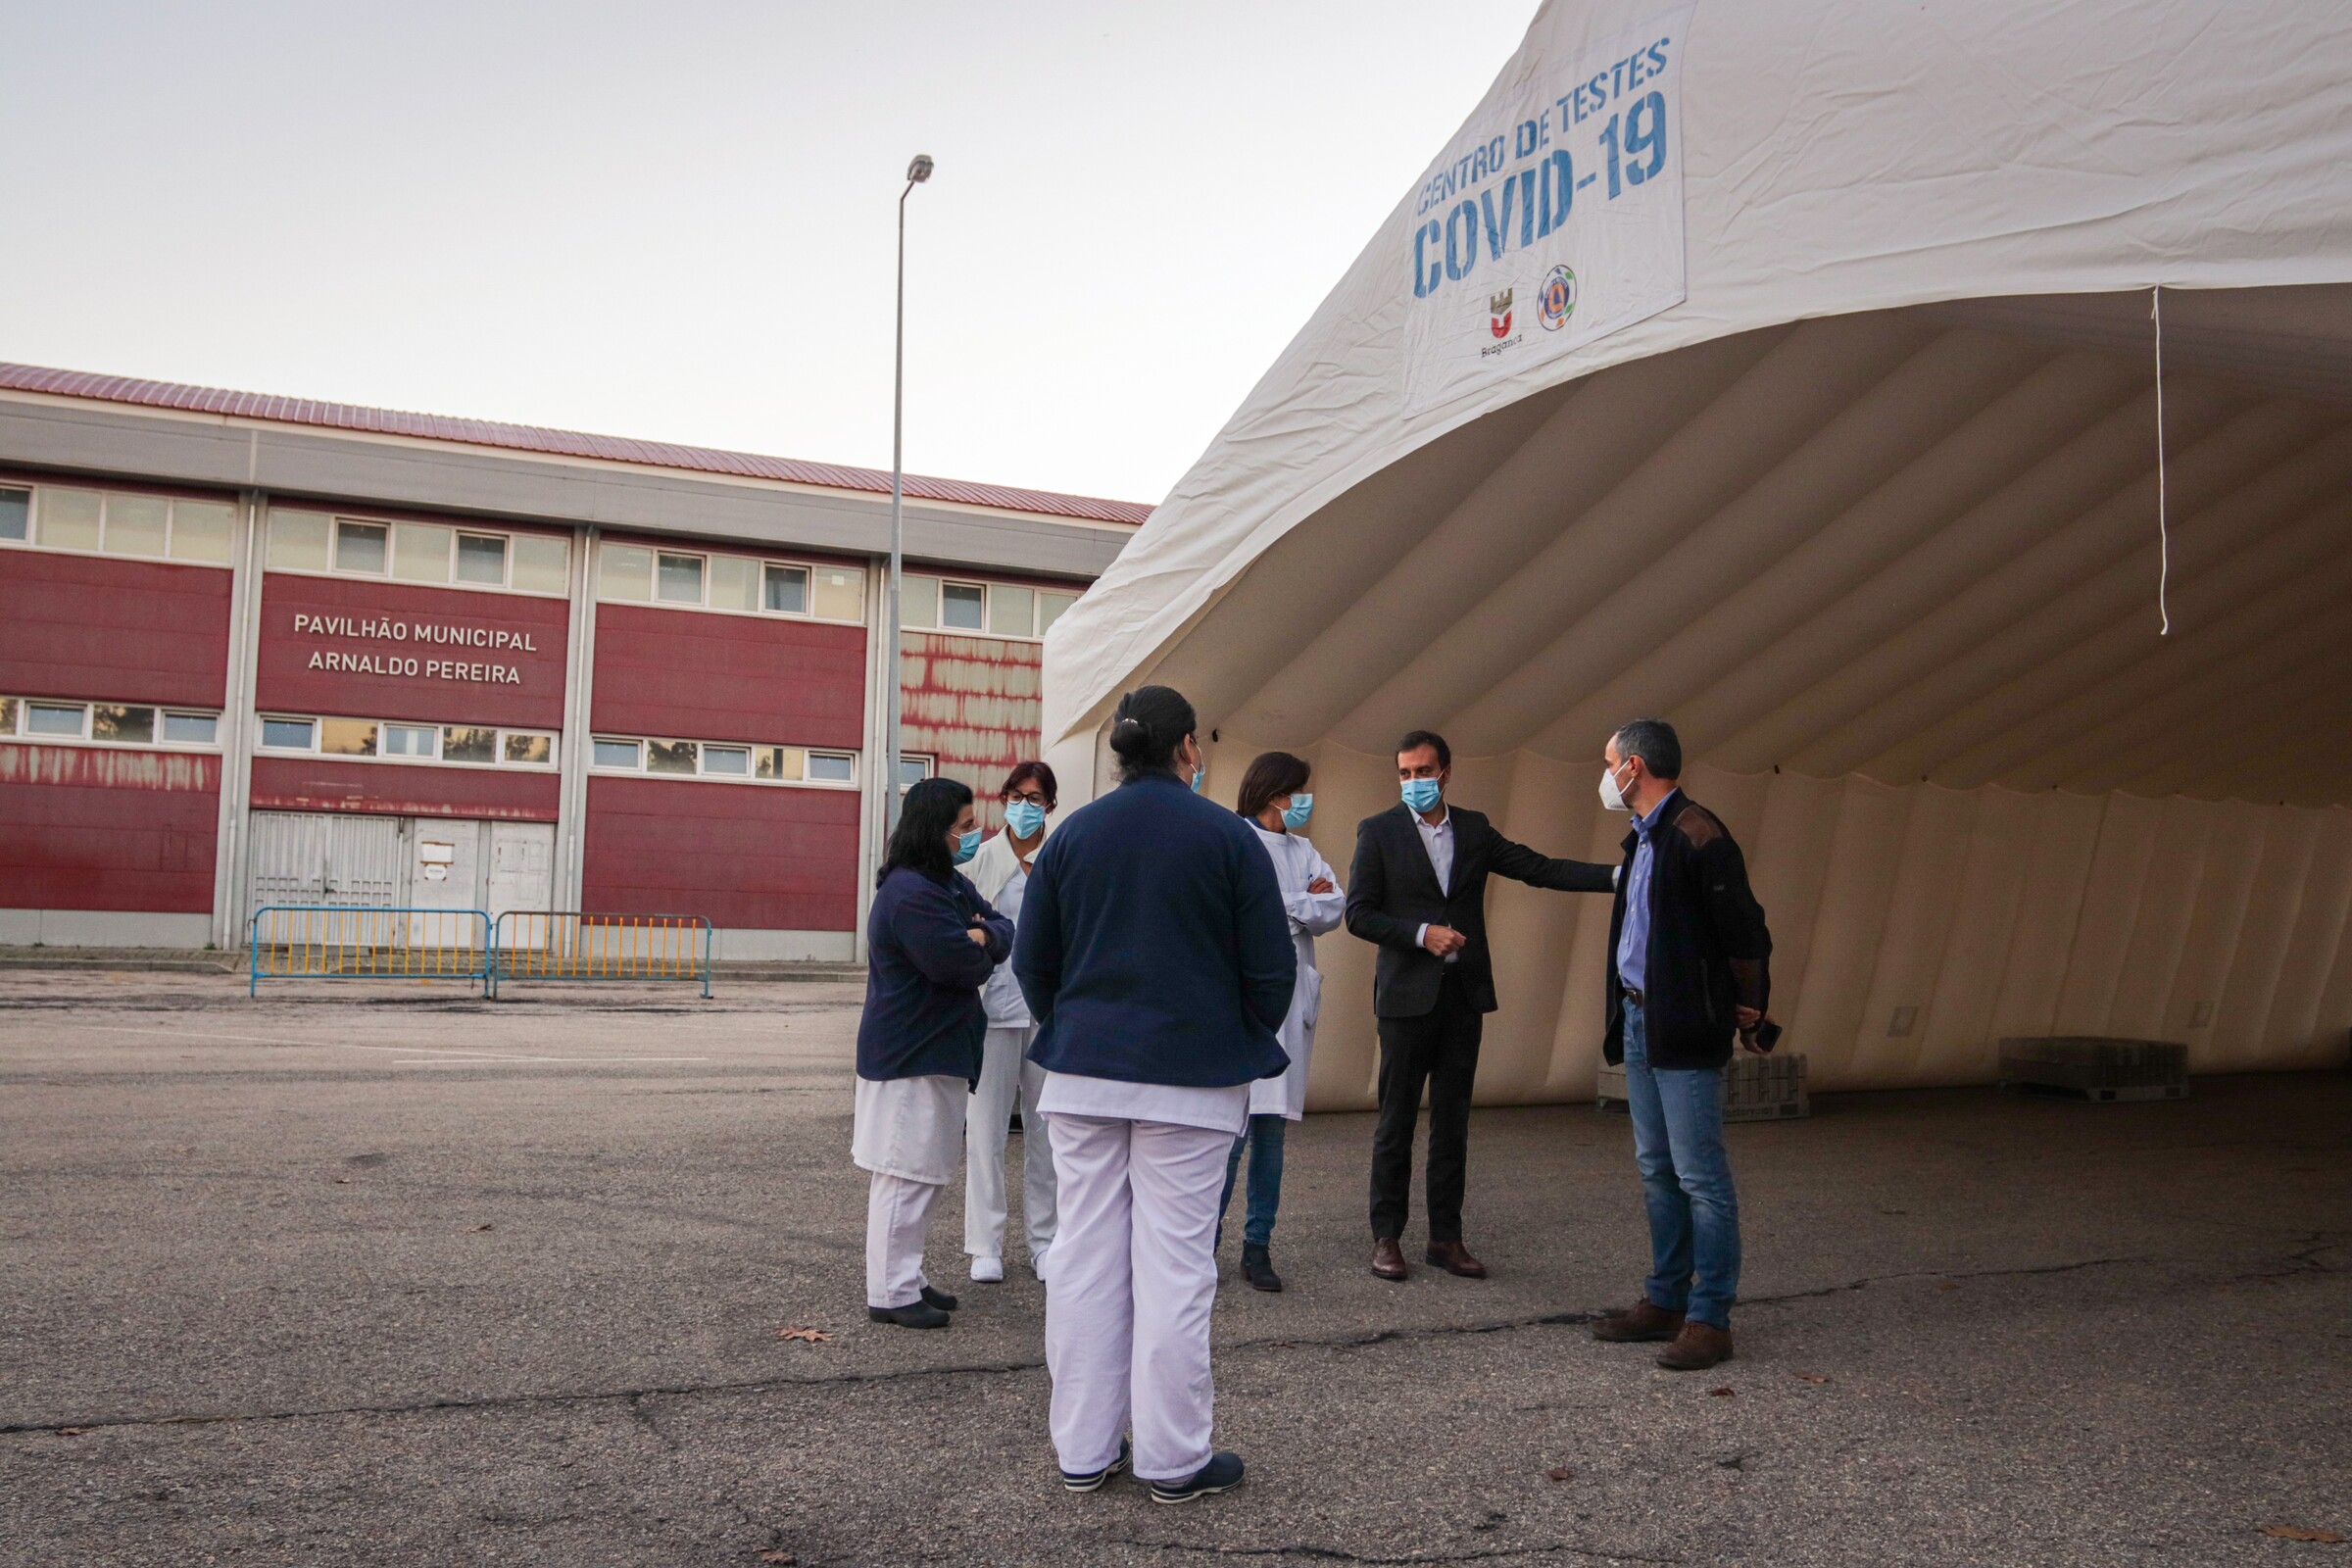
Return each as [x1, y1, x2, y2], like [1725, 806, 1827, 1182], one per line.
[906, 154, 934, 183]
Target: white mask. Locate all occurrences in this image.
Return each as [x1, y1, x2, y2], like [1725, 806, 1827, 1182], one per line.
[1599, 760, 1635, 812]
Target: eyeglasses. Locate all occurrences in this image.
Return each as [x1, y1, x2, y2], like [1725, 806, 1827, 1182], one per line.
[1004, 789, 1051, 806]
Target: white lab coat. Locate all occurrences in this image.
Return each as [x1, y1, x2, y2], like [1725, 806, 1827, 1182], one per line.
[1245, 822, 1346, 1120]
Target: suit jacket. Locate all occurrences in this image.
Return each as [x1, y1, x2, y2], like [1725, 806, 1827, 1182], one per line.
[1346, 803, 1614, 1018]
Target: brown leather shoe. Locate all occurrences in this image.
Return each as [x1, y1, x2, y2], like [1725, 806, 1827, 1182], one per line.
[1655, 1320, 1734, 1371]
[1592, 1299, 1686, 1343]
[1424, 1240, 1489, 1278]
[1370, 1237, 1408, 1281]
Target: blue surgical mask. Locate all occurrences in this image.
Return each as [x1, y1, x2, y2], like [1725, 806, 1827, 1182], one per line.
[953, 827, 981, 864]
[1004, 801, 1046, 838]
[1281, 794, 1314, 831]
[1400, 777, 1443, 813]
[1190, 763, 1205, 793]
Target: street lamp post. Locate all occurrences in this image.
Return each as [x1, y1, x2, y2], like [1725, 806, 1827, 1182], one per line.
[884, 153, 933, 831]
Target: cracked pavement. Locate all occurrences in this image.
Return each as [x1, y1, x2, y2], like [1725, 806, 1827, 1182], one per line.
[2, 970, 2347, 1566]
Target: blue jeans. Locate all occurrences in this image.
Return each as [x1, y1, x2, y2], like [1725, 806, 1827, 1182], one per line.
[1622, 998, 1740, 1327]
[1216, 1114, 1287, 1250]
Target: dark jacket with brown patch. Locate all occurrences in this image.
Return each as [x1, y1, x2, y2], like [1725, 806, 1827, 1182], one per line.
[1602, 793, 1772, 1071]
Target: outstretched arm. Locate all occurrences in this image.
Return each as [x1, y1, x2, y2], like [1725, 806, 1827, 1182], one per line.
[1488, 827, 1617, 894]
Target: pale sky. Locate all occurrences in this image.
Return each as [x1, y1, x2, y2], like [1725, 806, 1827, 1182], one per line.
[0, 1, 1540, 505]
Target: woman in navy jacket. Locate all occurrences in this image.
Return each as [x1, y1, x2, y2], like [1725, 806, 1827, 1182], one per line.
[1012, 684, 1295, 1503]
[854, 776, 1014, 1330]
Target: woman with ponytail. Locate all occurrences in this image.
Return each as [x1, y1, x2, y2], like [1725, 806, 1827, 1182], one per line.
[853, 776, 1014, 1330]
[1011, 685, 1296, 1503]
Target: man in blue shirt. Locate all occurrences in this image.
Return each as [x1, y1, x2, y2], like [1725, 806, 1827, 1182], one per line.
[1589, 718, 1774, 1372]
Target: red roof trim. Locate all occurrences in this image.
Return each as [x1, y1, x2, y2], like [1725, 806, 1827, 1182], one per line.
[0, 362, 1152, 526]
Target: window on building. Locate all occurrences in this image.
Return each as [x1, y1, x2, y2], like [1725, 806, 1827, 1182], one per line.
[705, 555, 758, 612]
[898, 754, 935, 790]
[1039, 589, 1079, 635]
[320, 717, 379, 757]
[335, 520, 389, 574]
[940, 581, 986, 630]
[442, 725, 497, 763]
[756, 745, 806, 781]
[27, 701, 88, 738]
[456, 533, 508, 587]
[511, 534, 569, 595]
[703, 745, 751, 776]
[170, 501, 234, 564]
[988, 584, 1035, 637]
[260, 716, 318, 751]
[899, 574, 939, 629]
[91, 704, 157, 744]
[593, 737, 642, 769]
[599, 544, 654, 600]
[393, 521, 453, 582]
[104, 495, 170, 558]
[647, 738, 699, 775]
[267, 511, 332, 570]
[764, 564, 810, 614]
[814, 565, 864, 621]
[380, 723, 435, 758]
[808, 751, 855, 784]
[657, 553, 705, 605]
[0, 697, 17, 733]
[161, 710, 220, 745]
[503, 731, 554, 765]
[40, 489, 102, 552]
[0, 488, 27, 542]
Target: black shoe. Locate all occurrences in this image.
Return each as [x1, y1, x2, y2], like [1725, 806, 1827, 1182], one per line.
[1150, 1451, 1245, 1504]
[1240, 1244, 1283, 1293]
[921, 1285, 958, 1312]
[867, 1300, 951, 1329]
[1060, 1437, 1130, 1493]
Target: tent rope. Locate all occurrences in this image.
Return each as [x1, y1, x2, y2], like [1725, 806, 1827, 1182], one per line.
[2152, 284, 2171, 636]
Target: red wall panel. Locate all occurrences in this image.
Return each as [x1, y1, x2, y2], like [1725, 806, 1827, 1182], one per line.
[250, 757, 560, 821]
[901, 631, 1045, 834]
[256, 574, 569, 730]
[582, 775, 859, 931]
[0, 744, 219, 911]
[591, 605, 865, 749]
[0, 550, 231, 708]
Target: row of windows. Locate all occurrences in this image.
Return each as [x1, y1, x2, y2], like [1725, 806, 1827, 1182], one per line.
[0, 696, 221, 747]
[7, 486, 1083, 639]
[255, 714, 558, 768]
[902, 574, 1078, 640]
[596, 544, 867, 622]
[589, 734, 860, 788]
[0, 483, 235, 565]
[267, 512, 570, 596]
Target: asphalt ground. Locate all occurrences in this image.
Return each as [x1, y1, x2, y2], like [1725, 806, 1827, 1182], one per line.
[1, 969, 2346, 1567]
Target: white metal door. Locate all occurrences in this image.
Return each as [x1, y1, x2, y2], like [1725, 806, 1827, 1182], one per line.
[406, 819, 483, 946]
[486, 822, 556, 923]
[247, 811, 404, 909]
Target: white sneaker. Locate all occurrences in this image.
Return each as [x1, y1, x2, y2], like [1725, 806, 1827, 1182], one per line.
[970, 1254, 1005, 1284]
[1028, 1244, 1052, 1282]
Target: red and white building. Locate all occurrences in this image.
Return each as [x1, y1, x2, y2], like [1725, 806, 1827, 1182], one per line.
[0, 364, 1144, 959]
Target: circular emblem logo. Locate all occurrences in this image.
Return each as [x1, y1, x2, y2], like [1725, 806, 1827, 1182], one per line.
[1539, 265, 1578, 331]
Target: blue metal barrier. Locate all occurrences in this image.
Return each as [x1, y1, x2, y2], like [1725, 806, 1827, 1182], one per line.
[489, 911, 713, 999]
[248, 906, 493, 996]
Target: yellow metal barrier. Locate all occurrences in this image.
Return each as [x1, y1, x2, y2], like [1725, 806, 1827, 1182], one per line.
[489, 912, 713, 998]
[248, 906, 492, 995]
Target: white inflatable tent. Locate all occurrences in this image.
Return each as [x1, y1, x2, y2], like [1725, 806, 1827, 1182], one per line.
[1042, 0, 2352, 1108]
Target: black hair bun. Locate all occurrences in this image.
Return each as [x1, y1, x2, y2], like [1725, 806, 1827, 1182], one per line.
[1108, 714, 1153, 758]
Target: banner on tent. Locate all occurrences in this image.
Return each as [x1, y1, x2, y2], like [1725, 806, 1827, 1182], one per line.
[1400, 4, 1694, 416]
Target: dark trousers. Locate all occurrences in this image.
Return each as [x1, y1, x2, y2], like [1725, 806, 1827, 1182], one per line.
[1369, 974, 1484, 1243]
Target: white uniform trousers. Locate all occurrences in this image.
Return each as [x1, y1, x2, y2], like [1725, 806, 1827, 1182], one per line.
[964, 1024, 1057, 1264]
[865, 1173, 944, 1309]
[1045, 1113, 1231, 1483]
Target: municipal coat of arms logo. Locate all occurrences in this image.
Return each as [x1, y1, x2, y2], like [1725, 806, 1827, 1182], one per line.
[1489, 289, 1513, 338]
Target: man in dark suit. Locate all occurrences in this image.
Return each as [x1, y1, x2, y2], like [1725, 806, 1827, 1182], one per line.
[1346, 729, 1615, 1281]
